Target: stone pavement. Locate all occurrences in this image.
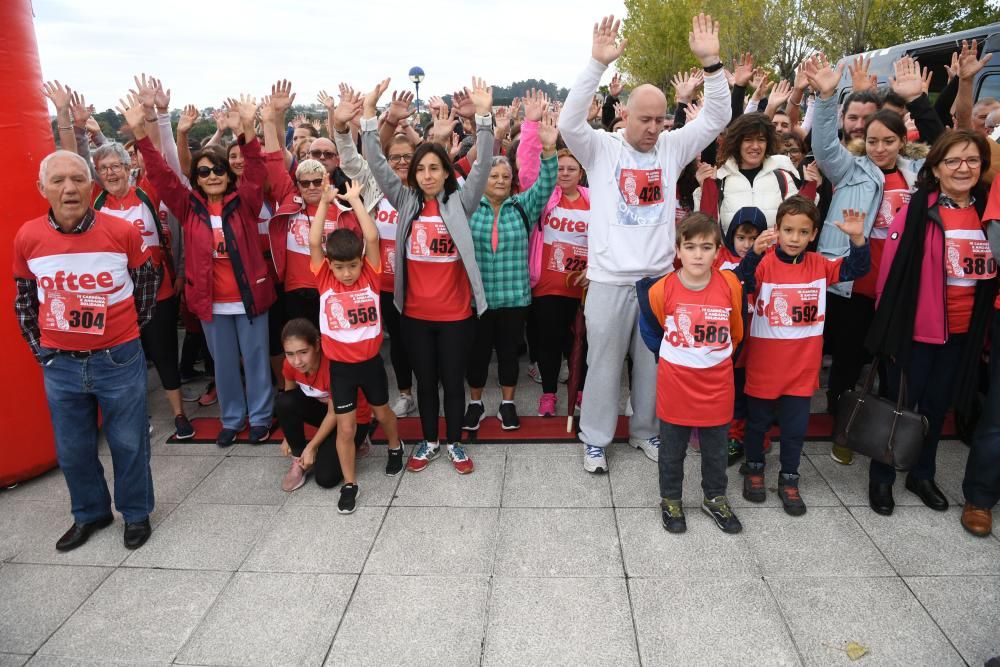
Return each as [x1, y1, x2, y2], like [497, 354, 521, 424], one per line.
[2, 355, 999, 666]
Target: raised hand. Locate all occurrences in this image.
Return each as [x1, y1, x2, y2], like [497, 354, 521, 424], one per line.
[317, 89, 335, 112]
[270, 79, 295, 116]
[689, 13, 721, 67]
[495, 107, 511, 138]
[733, 52, 754, 87]
[766, 79, 794, 112]
[848, 56, 876, 93]
[695, 160, 716, 185]
[116, 91, 146, 133]
[70, 91, 91, 129]
[832, 208, 866, 244]
[334, 178, 363, 204]
[945, 51, 960, 82]
[609, 72, 624, 97]
[42, 80, 73, 112]
[588, 95, 601, 121]
[151, 77, 171, 112]
[85, 115, 102, 135]
[333, 87, 363, 131]
[614, 101, 626, 118]
[803, 161, 822, 184]
[958, 39, 992, 81]
[178, 104, 199, 133]
[672, 69, 702, 104]
[427, 95, 446, 114]
[523, 88, 548, 122]
[802, 53, 844, 99]
[363, 77, 390, 118]
[507, 97, 522, 121]
[452, 88, 475, 119]
[431, 105, 456, 145]
[386, 90, 415, 124]
[753, 228, 778, 255]
[259, 95, 277, 125]
[591, 15, 626, 66]
[793, 60, 809, 92]
[686, 98, 703, 120]
[449, 132, 461, 160]
[133, 73, 157, 111]
[921, 65, 933, 95]
[889, 56, 924, 102]
[537, 108, 559, 148]
[468, 76, 493, 116]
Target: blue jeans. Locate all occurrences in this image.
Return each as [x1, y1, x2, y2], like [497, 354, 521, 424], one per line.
[41, 338, 154, 524]
[658, 421, 729, 500]
[744, 395, 811, 474]
[202, 312, 273, 430]
[964, 312, 1000, 508]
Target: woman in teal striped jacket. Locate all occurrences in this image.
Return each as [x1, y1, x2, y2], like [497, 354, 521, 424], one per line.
[463, 111, 559, 431]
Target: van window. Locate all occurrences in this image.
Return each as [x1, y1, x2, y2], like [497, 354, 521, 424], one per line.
[976, 73, 1000, 103]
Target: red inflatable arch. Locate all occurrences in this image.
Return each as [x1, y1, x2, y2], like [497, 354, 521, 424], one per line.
[1, 0, 59, 485]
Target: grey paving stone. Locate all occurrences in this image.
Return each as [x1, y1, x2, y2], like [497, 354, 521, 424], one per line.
[769, 577, 964, 666]
[616, 508, 760, 578]
[0, 500, 61, 563]
[326, 574, 489, 667]
[0, 655, 29, 667]
[241, 505, 385, 574]
[494, 508, 623, 577]
[36, 568, 230, 663]
[850, 506, 1000, 575]
[502, 456, 611, 507]
[806, 450, 926, 507]
[905, 575, 1000, 666]
[151, 438, 229, 457]
[229, 442, 285, 457]
[187, 456, 290, 505]
[0, 467, 71, 505]
[394, 453, 504, 507]
[123, 502, 278, 571]
[629, 577, 800, 666]
[26, 658, 168, 667]
[0, 564, 111, 654]
[282, 453, 403, 507]
[364, 507, 499, 576]
[147, 455, 220, 504]
[176, 572, 354, 667]
[505, 442, 583, 456]
[930, 440, 972, 505]
[483, 577, 639, 666]
[741, 506, 894, 577]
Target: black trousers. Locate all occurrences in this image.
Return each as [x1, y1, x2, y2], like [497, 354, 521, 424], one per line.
[141, 295, 181, 392]
[380, 291, 413, 392]
[531, 295, 582, 394]
[824, 292, 875, 414]
[284, 287, 320, 330]
[267, 284, 287, 356]
[402, 315, 476, 443]
[467, 307, 527, 388]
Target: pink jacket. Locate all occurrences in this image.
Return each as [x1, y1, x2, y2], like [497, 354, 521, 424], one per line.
[876, 193, 947, 344]
[517, 119, 590, 218]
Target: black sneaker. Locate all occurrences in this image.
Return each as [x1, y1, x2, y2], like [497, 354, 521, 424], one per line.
[778, 473, 807, 516]
[497, 402, 520, 430]
[174, 414, 195, 440]
[463, 402, 486, 431]
[248, 424, 271, 444]
[742, 462, 766, 503]
[660, 499, 686, 533]
[338, 483, 359, 514]
[702, 496, 743, 534]
[385, 444, 405, 476]
[217, 428, 238, 448]
[727, 438, 744, 466]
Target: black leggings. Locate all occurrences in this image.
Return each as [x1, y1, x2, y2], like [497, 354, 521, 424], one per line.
[275, 388, 371, 488]
[380, 291, 413, 392]
[467, 307, 527, 388]
[284, 287, 320, 330]
[141, 295, 181, 391]
[402, 315, 476, 443]
[531, 295, 582, 393]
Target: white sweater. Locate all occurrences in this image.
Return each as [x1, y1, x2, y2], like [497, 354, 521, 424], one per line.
[558, 59, 731, 285]
[694, 154, 799, 234]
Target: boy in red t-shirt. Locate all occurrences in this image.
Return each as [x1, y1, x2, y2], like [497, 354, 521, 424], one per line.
[638, 213, 746, 534]
[310, 179, 404, 514]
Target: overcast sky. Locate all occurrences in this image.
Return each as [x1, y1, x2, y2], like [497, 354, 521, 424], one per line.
[33, 0, 627, 112]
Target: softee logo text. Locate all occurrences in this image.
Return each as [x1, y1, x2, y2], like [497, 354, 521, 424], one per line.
[38, 271, 114, 291]
[544, 216, 588, 233]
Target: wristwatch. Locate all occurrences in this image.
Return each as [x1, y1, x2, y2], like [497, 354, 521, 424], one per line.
[703, 62, 723, 74]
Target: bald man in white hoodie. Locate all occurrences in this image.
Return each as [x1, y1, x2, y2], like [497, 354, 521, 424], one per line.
[559, 14, 731, 473]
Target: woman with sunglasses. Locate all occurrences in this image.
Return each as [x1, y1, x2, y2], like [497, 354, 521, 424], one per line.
[127, 95, 277, 448]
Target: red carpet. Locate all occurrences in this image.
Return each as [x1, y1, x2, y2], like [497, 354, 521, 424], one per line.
[166, 413, 957, 445]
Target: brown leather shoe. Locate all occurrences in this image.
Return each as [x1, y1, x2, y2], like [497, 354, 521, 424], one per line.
[961, 503, 992, 537]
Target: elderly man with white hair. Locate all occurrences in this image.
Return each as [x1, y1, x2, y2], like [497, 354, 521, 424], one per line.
[13, 150, 158, 551]
[559, 13, 731, 474]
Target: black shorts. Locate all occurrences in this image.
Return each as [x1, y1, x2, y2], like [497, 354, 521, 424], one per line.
[330, 355, 389, 414]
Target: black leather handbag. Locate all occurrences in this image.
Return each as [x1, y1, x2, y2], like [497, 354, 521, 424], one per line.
[833, 361, 928, 470]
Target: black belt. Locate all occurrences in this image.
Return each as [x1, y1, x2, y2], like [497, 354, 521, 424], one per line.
[62, 349, 106, 359]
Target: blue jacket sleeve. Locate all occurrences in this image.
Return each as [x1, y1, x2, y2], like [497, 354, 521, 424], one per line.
[837, 241, 871, 282]
[635, 277, 664, 357]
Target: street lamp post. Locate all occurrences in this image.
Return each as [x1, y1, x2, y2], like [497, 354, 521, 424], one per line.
[408, 66, 425, 117]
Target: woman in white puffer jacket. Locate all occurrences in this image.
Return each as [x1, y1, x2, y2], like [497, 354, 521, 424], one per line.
[694, 113, 801, 234]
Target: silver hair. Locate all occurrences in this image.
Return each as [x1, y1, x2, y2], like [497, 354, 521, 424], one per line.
[38, 150, 91, 184]
[490, 155, 511, 169]
[92, 142, 132, 169]
[295, 158, 326, 179]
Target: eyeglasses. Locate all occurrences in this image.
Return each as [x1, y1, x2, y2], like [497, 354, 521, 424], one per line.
[297, 178, 324, 189]
[310, 150, 338, 160]
[195, 165, 228, 178]
[388, 153, 414, 165]
[98, 163, 124, 175]
[941, 157, 982, 170]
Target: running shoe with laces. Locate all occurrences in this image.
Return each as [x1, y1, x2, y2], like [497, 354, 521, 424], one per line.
[660, 499, 687, 533]
[702, 496, 743, 533]
[447, 443, 474, 474]
[583, 444, 608, 473]
[742, 462, 766, 503]
[778, 473, 806, 516]
[248, 424, 271, 444]
[527, 362, 542, 384]
[198, 382, 218, 407]
[385, 444, 405, 476]
[628, 435, 660, 462]
[538, 392, 557, 417]
[406, 440, 440, 472]
[391, 393, 416, 417]
[174, 414, 196, 440]
[726, 438, 744, 466]
[338, 483, 359, 514]
[497, 402, 520, 430]
[282, 457, 307, 492]
[463, 401, 486, 431]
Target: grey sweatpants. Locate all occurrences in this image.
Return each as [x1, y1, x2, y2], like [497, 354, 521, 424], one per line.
[578, 281, 658, 449]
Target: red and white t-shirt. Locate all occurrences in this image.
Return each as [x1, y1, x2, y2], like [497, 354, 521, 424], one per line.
[13, 211, 150, 351]
[656, 272, 740, 426]
[206, 201, 244, 314]
[855, 170, 910, 298]
[745, 250, 843, 398]
[942, 206, 995, 334]
[285, 205, 361, 292]
[281, 357, 372, 423]
[533, 194, 589, 299]
[404, 199, 472, 321]
[313, 257, 383, 363]
[373, 198, 400, 293]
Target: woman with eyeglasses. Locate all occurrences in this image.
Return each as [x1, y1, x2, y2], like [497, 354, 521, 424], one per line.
[127, 95, 277, 448]
[865, 130, 996, 517]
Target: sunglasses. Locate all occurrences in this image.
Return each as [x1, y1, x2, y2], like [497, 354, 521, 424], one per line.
[196, 165, 228, 178]
[298, 178, 324, 189]
[310, 150, 338, 160]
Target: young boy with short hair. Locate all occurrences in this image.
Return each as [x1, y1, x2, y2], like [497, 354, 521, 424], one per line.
[310, 179, 404, 515]
[638, 212, 746, 534]
[738, 195, 869, 515]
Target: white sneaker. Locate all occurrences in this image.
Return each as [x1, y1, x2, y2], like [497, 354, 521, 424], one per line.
[527, 362, 542, 384]
[559, 364, 569, 384]
[391, 393, 416, 417]
[583, 444, 608, 473]
[629, 435, 660, 462]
